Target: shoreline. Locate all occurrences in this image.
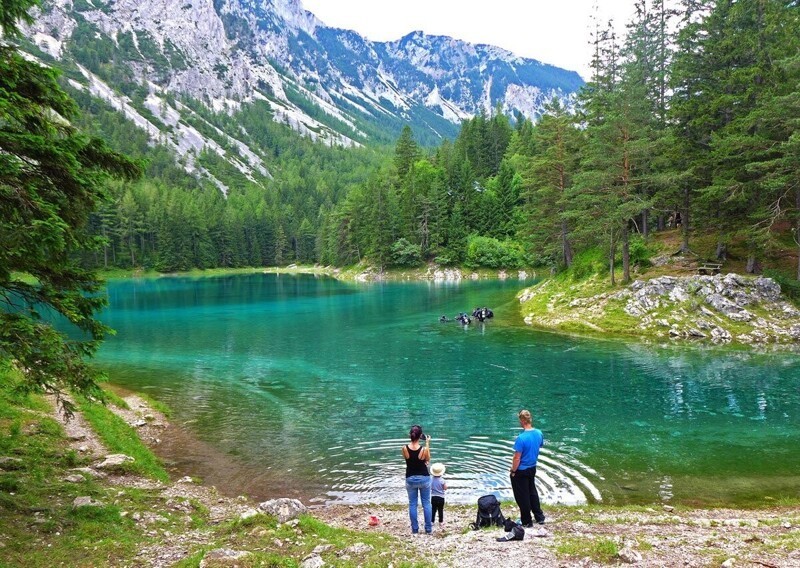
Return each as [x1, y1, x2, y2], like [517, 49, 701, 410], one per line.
[4, 382, 796, 567]
[58, 392, 800, 566]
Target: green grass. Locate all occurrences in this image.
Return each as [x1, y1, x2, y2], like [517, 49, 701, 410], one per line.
[77, 397, 169, 482]
[99, 387, 130, 410]
[2, 366, 430, 567]
[133, 391, 173, 418]
[553, 536, 620, 563]
[214, 513, 432, 568]
[0, 369, 154, 567]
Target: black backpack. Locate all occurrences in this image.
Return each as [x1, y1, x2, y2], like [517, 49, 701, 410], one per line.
[469, 494, 506, 530]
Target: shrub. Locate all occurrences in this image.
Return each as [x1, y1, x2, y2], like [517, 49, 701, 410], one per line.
[389, 238, 422, 267]
[567, 247, 607, 280]
[464, 236, 527, 269]
[628, 235, 654, 268]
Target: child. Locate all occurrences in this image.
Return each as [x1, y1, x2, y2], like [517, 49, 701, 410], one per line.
[430, 462, 447, 528]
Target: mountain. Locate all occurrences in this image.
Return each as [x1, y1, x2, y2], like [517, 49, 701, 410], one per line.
[20, 0, 583, 190]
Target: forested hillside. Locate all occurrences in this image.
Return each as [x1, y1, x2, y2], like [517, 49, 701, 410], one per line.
[66, 0, 800, 281]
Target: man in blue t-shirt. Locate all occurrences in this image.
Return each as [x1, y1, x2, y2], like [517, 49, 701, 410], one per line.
[509, 409, 545, 527]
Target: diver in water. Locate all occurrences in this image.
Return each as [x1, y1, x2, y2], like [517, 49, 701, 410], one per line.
[439, 315, 449, 323]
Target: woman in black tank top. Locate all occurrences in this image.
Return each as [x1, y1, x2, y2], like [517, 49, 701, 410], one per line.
[402, 424, 433, 534]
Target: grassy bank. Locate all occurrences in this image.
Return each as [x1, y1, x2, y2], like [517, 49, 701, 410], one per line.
[0, 369, 430, 567]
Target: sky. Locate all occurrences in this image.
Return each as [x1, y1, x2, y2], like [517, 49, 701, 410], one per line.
[300, 0, 638, 80]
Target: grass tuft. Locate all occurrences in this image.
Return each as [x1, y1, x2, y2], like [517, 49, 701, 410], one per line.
[77, 397, 169, 482]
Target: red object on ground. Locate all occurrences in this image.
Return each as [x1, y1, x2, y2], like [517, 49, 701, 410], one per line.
[368, 515, 380, 526]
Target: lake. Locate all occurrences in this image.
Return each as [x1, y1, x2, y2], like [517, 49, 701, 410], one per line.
[96, 273, 800, 506]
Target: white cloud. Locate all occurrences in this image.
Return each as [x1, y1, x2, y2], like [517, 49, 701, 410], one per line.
[300, 0, 637, 80]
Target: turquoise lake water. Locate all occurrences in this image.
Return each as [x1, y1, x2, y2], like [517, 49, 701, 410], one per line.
[96, 273, 800, 506]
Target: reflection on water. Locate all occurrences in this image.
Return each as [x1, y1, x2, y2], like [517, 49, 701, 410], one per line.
[97, 274, 800, 506]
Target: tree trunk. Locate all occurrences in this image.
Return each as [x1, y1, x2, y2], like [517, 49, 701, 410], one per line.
[715, 240, 727, 261]
[561, 219, 573, 268]
[796, 188, 800, 281]
[102, 226, 109, 269]
[609, 231, 616, 286]
[746, 253, 757, 274]
[622, 223, 630, 283]
[679, 186, 691, 253]
[642, 208, 649, 238]
[657, 214, 665, 232]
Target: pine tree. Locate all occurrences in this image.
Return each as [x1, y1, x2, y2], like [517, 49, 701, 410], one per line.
[521, 98, 582, 268]
[394, 125, 420, 181]
[1, 0, 140, 405]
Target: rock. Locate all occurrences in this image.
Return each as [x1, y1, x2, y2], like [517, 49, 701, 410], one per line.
[70, 467, 99, 478]
[240, 508, 260, 520]
[177, 476, 196, 484]
[706, 294, 740, 316]
[95, 454, 134, 470]
[313, 544, 334, 554]
[753, 276, 781, 301]
[73, 496, 104, 508]
[617, 547, 642, 564]
[669, 286, 689, 302]
[67, 433, 86, 441]
[199, 548, 251, 567]
[0, 457, 24, 470]
[132, 419, 147, 428]
[728, 310, 753, 322]
[663, 505, 675, 513]
[257, 498, 307, 523]
[300, 554, 325, 568]
[345, 543, 372, 555]
[711, 327, 732, 341]
[132, 512, 142, 521]
[63, 474, 85, 483]
[721, 559, 735, 568]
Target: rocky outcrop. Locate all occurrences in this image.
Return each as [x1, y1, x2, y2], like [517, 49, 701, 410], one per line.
[520, 273, 800, 345]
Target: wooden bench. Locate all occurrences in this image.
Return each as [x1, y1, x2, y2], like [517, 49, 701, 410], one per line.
[698, 262, 722, 275]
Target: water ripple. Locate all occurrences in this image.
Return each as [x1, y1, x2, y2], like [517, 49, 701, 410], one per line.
[322, 436, 602, 505]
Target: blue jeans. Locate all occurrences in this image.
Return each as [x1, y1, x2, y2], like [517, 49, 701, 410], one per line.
[405, 475, 432, 533]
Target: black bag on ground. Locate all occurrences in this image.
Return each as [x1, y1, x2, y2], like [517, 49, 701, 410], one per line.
[469, 494, 505, 530]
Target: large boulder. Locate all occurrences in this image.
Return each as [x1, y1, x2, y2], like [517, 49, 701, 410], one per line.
[257, 498, 307, 523]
